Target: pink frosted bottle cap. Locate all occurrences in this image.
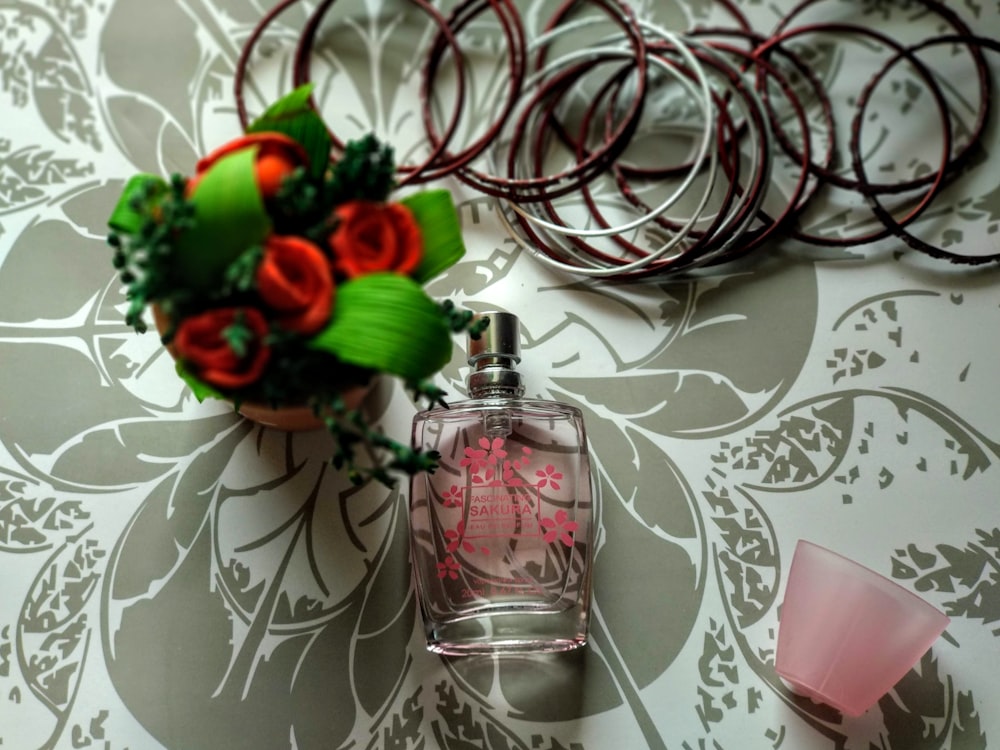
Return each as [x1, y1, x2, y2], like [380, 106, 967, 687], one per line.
[775, 540, 950, 717]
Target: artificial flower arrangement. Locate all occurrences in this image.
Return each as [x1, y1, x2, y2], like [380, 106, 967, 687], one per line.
[108, 84, 483, 486]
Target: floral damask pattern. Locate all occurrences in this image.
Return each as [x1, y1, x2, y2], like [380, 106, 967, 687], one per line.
[0, 1, 998, 749]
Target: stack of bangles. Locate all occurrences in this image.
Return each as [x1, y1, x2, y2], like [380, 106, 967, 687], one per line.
[236, 0, 999, 280]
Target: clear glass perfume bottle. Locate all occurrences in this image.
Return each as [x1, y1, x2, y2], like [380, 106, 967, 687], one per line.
[409, 311, 595, 655]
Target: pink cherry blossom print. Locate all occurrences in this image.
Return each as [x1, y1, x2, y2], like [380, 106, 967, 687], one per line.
[485, 436, 508, 460]
[461, 436, 510, 483]
[442, 485, 464, 508]
[436, 556, 461, 580]
[541, 510, 578, 547]
[445, 521, 475, 553]
[536, 464, 563, 490]
[502, 460, 521, 485]
[460, 443, 489, 474]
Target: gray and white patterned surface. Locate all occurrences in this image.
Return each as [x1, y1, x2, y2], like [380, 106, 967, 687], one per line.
[1, 1, 999, 748]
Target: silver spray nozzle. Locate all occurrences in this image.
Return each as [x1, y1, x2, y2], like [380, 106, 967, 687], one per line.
[468, 311, 521, 368]
[467, 311, 524, 397]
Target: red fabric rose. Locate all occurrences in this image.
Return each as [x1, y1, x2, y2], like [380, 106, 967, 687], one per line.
[329, 201, 423, 278]
[173, 307, 270, 390]
[256, 235, 334, 334]
[189, 132, 308, 199]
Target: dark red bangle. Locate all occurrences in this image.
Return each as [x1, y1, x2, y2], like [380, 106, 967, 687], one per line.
[471, 0, 650, 201]
[694, 38, 817, 265]
[850, 34, 1000, 265]
[292, 0, 468, 186]
[232, 0, 997, 277]
[509, 38, 757, 277]
[765, 0, 991, 196]
[234, 0, 306, 130]
[752, 23, 955, 248]
[572, 46, 755, 267]
[537, 63, 742, 271]
[414, 0, 526, 183]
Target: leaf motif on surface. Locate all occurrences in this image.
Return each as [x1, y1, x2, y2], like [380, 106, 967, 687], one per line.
[44, 413, 243, 489]
[1, 626, 11, 678]
[950, 690, 989, 750]
[493, 645, 618, 723]
[0, 476, 91, 552]
[0, 204, 195, 464]
[104, 420, 287, 748]
[102, 421, 415, 748]
[236, 3, 427, 155]
[99, 1, 202, 131]
[105, 420, 252, 603]
[100, 94, 201, 175]
[0, 143, 94, 212]
[892, 529, 1000, 631]
[431, 679, 592, 750]
[714, 388, 999, 505]
[0, 214, 115, 323]
[650, 264, 816, 409]
[873, 651, 988, 750]
[365, 684, 424, 749]
[716, 536, 779, 629]
[551, 260, 818, 439]
[0, 6, 99, 148]
[557, 372, 759, 439]
[591, 459, 703, 688]
[70, 709, 115, 750]
[705, 442, 783, 633]
[693, 617, 788, 740]
[429, 201, 522, 296]
[0, 0, 995, 747]
[709, 397, 853, 494]
[0, 7, 99, 214]
[354, 490, 416, 717]
[18, 526, 104, 724]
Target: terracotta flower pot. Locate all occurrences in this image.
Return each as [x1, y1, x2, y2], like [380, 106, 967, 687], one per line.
[234, 401, 324, 431]
[152, 305, 368, 432]
[234, 389, 369, 431]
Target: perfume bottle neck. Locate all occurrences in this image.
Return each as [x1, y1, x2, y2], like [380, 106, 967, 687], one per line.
[466, 311, 525, 398]
[468, 355, 524, 398]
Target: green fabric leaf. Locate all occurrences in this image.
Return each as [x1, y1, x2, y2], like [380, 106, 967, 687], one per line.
[108, 174, 168, 234]
[246, 83, 332, 179]
[401, 190, 466, 283]
[173, 148, 272, 293]
[309, 273, 453, 381]
[175, 362, 225, 403]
